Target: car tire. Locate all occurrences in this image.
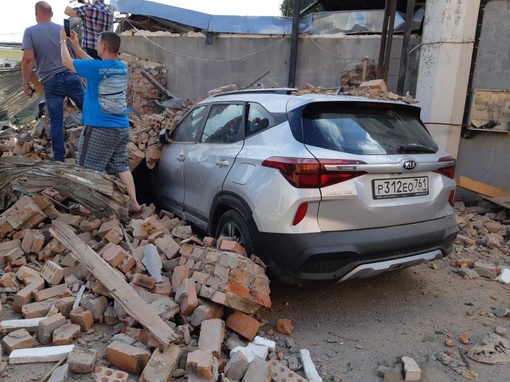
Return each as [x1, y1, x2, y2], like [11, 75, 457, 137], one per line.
[216, 209, 256, 257]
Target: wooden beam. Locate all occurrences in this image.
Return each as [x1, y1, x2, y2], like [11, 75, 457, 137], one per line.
[50, 221, 178, 346]
[456, 176, 510, 198]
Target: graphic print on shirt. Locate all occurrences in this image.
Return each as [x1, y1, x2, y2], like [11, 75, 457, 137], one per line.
[98, 68, 128, 116]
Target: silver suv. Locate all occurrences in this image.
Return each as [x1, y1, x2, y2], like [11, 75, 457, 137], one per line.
[155, 88, 459, 284]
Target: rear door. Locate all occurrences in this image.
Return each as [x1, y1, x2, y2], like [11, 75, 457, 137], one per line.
[301, 102, 456, 231]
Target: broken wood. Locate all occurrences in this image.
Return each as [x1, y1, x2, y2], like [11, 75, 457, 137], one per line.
[0, 157, 129, 221]
[50, 221, 178, 346]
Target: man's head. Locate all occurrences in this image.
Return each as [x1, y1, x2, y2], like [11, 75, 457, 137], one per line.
[35, 1, 53, 23]
[97, 32, 121, 58]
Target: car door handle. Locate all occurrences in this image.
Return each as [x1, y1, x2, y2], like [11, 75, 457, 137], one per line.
[216, 160, 229, 167]
[177, 154, 186, 162]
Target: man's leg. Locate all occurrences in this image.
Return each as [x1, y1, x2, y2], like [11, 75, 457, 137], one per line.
[66, 74, 85, 111]
[118, 171, 142, 212]
[43, 78, 66, 162]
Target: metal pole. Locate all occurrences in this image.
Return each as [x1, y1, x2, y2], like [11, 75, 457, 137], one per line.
[397, 0, 416, 94]
[377, 0, 391, 79]
[382, 0, 398, 82]
[288, 0, 301, 87]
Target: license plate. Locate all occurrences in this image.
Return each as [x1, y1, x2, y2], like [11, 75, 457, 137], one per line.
[372, 177, 429, 199]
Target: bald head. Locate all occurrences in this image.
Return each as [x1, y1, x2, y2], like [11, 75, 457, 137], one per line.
[35, 1, 53, 22]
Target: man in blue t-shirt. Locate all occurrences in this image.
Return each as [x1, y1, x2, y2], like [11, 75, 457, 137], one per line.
[60, 29, 144, 217]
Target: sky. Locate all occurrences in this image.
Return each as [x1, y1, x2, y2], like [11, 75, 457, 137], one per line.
[0, 0, 282, 43]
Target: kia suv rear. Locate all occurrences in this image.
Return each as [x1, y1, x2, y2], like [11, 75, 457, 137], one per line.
[154, 88, 458, 284]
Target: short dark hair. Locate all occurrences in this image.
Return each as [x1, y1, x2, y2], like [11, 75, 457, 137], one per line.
[99, 32, 121, 54]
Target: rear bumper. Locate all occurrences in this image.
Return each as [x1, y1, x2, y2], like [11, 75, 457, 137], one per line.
[253, 215, 459, 283]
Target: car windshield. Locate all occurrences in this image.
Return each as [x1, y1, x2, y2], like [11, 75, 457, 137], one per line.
[302, 104, 438, 155]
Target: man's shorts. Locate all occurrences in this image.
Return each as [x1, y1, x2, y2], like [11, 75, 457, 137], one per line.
[78, 125, 130, 174]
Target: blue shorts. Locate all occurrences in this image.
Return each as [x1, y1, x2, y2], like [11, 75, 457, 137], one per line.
[78, 125, 130, 174]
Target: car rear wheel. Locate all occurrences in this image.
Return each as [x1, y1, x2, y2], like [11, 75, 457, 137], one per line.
[216, 209, 256, 257]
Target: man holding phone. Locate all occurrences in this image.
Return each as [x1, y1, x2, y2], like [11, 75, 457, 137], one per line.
[65, 0, 113, 59]
[21, 1, 85, 162]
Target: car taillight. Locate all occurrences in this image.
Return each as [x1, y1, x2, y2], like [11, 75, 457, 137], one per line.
[435, 156, 456, 179]
[261, 157, 367, 188]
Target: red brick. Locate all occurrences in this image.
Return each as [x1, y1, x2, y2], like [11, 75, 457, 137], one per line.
[40, 260, 64, 285]
[34, 283, 68, 302]
[118, 255, 136, 274]
[226, 282, 251, 299]
[226, 311, 260, 340]
[12, 278, 45, 313]
[220, 240, 247, 256]
[102, 245, 129, 267]
[106, 340, 151, 375]
[104, 226, 124, 245]
[151, 276, 172, 295]
[94, 367, 129, 382]
[186, 349, 214, 380]
[139, 344, 181, 382]
[16, 265, 41, 281]
[171, 265, 190, 293]
[70, 307, 94, 331]
[38, 313, 66, 345]
[21, 229, 46, 254]
[276, 319, 294, 335]
[52, 323, 81, 345]
[132, 273, 156, 289]
[0, 272, 19, 287]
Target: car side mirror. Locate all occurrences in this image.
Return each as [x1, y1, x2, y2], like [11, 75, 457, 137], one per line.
[159, 128, 173, 144]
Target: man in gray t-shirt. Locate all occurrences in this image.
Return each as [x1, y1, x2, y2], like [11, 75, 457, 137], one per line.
[21, 1, 85, 162]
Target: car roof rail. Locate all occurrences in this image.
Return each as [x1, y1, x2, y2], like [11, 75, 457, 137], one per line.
[210, 87, 299, 97]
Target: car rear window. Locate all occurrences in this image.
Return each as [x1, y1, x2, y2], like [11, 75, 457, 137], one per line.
[301, 103, 438, 155]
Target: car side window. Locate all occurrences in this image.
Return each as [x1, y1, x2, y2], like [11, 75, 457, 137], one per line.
[246, 103, 273, 137]
[172, 106, 207, 143]
[201, 104, 244, 143]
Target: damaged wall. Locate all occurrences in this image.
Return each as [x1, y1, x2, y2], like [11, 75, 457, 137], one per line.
[119, 32, 421, 100]
[456, 0, 510, 194]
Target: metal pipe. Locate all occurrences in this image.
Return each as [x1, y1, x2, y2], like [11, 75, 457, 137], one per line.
[288, 0, 301, 87]
[397, 0, 416, 95]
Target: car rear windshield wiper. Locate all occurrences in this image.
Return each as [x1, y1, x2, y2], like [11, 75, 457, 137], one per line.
[397, 144, 437, 154]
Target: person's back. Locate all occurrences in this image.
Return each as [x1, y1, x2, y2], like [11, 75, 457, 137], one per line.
[22, 21, 68, 84]
[65, 0, 113, 59]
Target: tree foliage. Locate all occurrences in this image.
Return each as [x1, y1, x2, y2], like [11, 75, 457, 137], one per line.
[279, 0, 324, 17]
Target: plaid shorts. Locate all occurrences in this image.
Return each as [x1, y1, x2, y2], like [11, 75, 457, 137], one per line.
[78, 125, 130, 174]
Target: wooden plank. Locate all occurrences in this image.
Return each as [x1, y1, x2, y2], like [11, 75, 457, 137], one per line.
[482, 195, 510, 210]
[50, 221, 178, 346]
[456, 176, 510, 198]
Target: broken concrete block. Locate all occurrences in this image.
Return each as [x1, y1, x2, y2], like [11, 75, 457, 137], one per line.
[225, 349, 250, 380]
[9, 345, 74, 364]
[1, 329, 35, 354]
[139, 344, 181, 382]
[67, 346, 98, 373]
[186, 349, 215, 380]
[402, 356, 421, 381]
[243, 357, 273, 382]
[38, 313, 66, 345]
[198, 319, 225, 358]
[300, 349, 322, 382]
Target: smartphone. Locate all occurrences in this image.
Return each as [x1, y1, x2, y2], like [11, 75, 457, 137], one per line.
[64, 19, 71, 37]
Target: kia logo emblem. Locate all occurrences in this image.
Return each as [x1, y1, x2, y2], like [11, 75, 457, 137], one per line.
[402, 160, 417, 170]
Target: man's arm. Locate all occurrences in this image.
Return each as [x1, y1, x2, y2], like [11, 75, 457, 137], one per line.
[21, 49, 35, 96]
[61, 28, 92, 71]
[64, 3, 78, 17]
